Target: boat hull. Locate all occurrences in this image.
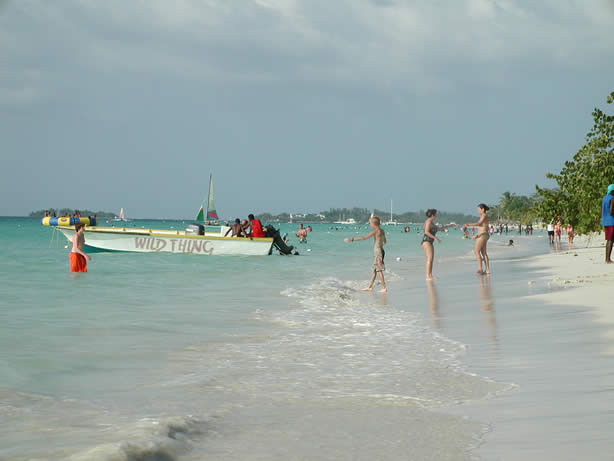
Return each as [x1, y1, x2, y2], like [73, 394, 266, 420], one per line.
[57, 227, 273, 256]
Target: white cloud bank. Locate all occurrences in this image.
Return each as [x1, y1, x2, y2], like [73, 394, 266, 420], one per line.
[1, 0, 613, 103]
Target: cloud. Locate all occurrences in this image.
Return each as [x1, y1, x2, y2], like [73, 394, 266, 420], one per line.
[1, 0, 613, 105]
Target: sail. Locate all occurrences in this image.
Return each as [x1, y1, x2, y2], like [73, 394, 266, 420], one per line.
[119, 208, 125, 220]
[206, 176, 219, 220]
[196, 206, 205, 222]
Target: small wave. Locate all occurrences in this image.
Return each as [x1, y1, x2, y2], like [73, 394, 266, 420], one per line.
[67, 416, 206, 461]
[246, 276, 511, 407]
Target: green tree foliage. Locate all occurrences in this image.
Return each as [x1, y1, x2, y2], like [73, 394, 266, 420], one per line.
[535, 91, 614, 234]
[490, 191, 537, 224]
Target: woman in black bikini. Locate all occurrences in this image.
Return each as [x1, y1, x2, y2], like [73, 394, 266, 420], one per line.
[421, 209, 455, 281]
[464, 204, 491, 275]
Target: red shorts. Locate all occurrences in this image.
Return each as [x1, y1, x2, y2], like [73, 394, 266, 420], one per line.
[69, 253, 87, 272]
[606, 226, 614, 241]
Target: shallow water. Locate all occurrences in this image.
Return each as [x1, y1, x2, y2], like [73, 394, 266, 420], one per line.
[2, 218, 610, 460]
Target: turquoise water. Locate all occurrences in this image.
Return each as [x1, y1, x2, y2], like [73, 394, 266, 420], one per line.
[0, 217, 540, 460]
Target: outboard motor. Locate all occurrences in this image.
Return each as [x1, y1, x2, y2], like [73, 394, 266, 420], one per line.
[264, 225, 298, 255]
[185, 223, 205, 235]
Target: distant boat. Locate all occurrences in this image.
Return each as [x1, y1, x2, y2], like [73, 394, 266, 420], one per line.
[196, 174, 219, 224]
[112, 208, 130, 222]
[383, 199, 399, 225]
[334, 218, 357, 225]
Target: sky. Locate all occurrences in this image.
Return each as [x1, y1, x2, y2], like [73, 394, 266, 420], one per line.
[1, 0, 613, 219]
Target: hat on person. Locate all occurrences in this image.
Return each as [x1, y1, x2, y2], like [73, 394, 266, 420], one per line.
[608, 184, 614, 194]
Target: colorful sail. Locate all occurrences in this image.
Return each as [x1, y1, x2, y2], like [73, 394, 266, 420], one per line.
[196, 206, 205, 222]
[206, 175, 219, 220]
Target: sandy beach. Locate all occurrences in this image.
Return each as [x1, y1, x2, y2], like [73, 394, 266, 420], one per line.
[438, 236, 614, 461]
[526, 237, 614, 355]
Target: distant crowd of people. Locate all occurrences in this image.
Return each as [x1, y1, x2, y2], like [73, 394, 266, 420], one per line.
[345, 204, 492, 288]
[67, 183, 614, 278]
[545, 220, 576, 245]
[44, 209, 96, 220]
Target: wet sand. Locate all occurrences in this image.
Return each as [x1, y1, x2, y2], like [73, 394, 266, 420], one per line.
[406, 239, 614, 460]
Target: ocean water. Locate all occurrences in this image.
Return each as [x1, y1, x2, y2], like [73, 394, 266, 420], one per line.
[0, 218, 543, 460]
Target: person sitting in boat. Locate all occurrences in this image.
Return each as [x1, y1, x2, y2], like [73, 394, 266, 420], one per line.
[240, 219, 249, 235]
[225, 219, 247, 238]
[247, 214, 266, 238]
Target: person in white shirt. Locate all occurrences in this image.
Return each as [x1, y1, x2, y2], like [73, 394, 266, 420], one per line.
[546, 222, 555, 244]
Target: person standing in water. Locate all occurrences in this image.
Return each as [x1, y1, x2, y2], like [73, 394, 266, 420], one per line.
[69, 223, 91, 272]
[554, 219, 562, 242]
[464, 204, 491, 275]
[296, 224, 308, 243]
[421, 209, 455, 281]
[546, 221, 555, 244]
[566, 225, 575, 244]
[601, 184, 614, 264]
[345, 216, 387, 292]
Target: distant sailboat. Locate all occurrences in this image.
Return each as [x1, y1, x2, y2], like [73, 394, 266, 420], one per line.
[196, 174, 219, 223]
[384, 199, 398, 225]
[112, 208, 130, 222]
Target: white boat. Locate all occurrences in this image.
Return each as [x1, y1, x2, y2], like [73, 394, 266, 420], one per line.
[56, 225, 274, 256]
[51, 173, 291, 256]
[112, 208, 130, 222]
[334, 218, 357, 225]
[383, 199, 399, 225]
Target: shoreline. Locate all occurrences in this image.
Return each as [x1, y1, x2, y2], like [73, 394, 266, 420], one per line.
[525, 241, 614, 354]
[447, 238, 614, 460]
[3, 219, 613, 460]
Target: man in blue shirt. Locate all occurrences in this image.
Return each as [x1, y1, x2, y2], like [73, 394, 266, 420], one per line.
[601, 184, 614, 264]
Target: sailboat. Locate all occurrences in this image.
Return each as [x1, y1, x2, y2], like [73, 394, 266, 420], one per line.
[196, 174, 219, 224]
[112, 208, 130, 222]
[383, 199, 398, 225]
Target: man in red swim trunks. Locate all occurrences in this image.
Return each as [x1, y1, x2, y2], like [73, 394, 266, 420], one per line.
[602, 184, 614, 264]
[247, 214, 265, 238]
[70, 223, 91, 272]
